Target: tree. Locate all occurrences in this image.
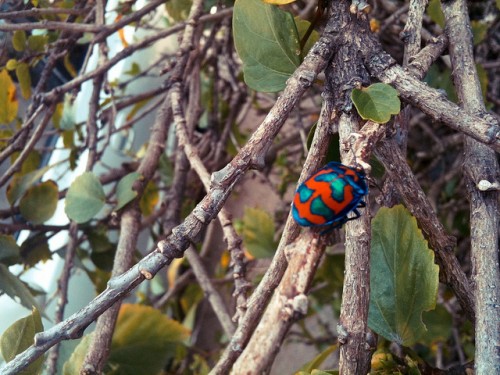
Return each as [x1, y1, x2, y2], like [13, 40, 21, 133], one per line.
[0, 0, 499, 374]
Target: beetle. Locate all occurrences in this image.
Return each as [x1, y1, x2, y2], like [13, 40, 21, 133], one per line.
[292, 162, 368, 229]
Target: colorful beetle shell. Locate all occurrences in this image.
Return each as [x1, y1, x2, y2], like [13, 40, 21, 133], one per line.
[292, 162, 368, 228]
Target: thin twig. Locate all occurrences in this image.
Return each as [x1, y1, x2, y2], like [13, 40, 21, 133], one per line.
[46, 222, 78, 375]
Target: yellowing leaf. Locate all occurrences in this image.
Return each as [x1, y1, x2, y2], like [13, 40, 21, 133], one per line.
[139, 181, 158, 216]
[12, 30, 27, 52]
[64, 305, 190, 375]
[63, 54, 78, 78]
[19, 180, 59, 224]
[0, 69, 18, 124]
[6, 59, 18, 71]
[11, 150, 41, 176]
[27, 35, 48, 52]
[168, 258, 184, 289]
[109, 304, 190, 374]
[52, 102, 64, 128]
[263, 0, 296, 4]
[0, 307, 44, 375]
[20, 234, 52, 267]
[238, 207, 278, 259]
[165, 0, 193, 22]
[294, 16, 319, 57]
[15, 62, 32, 99]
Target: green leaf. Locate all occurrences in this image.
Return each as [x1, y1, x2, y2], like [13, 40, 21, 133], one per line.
[19, 180, 59, 224]
[295, 16, 319, 57]
[12, 30, 27, 52]
[427, 0, 445, 29]
[15, 62, 32, 100]
[476, 63, 488, 101]
[20, 234, 52, 267]
[0, 264, 41, 312]
[115, 172, 142, 211]
[0, 307, 44, 375]
[0, 69, 18, 124]
[351, 83, 400, 123]
[65, 172, 106, 223]
[298, 344, 338, 373]
[419, 304, 453, 344]
[0, 235, 22, 266]
[471, 20, 489, 45]
[424, 64, 457, 103]
[233, 0, 301, 92]
[306, 123, 340, 163]
[237, 207, 278, 259]
[85, 226, 116, 272]
[159, 153, 174, 186]
[368, 205, 439, 346]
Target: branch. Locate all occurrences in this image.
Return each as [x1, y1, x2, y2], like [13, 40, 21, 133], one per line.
[363, 44, 500, 152]
[185, 246, 235, 337]
[38, 8, 233, 104]
[231, 233, 326, 374]
[0, 20, 101, 33]
[0, 7, 91, 19]
[210, 25, 344, 375]
[441, 1, 500, 373]
[337, 113, 373, 375]
[216, 91, 335, 374]
[46, 222, 78, 375]
[0, 1, 328, 371]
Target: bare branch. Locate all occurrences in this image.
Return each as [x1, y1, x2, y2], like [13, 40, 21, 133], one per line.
[441, 1, 500, 373]
[231, 233, 326, 374]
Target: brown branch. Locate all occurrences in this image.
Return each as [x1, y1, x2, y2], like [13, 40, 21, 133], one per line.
[363, 45, 500, 152]
[441, 1, 500, 373]
[185, 246, 235, 337]
[0, 20, 100, 32]
[0, 6, 336, 372]
[46, 222, 78, 375]
[0, 7, 92, 19]
[38, 8, 233, 105]
[211, 89, 335, 374]
[231, 233, 326, 374]
[171, 82, 250, 325]
[337, 114, 373, 375]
